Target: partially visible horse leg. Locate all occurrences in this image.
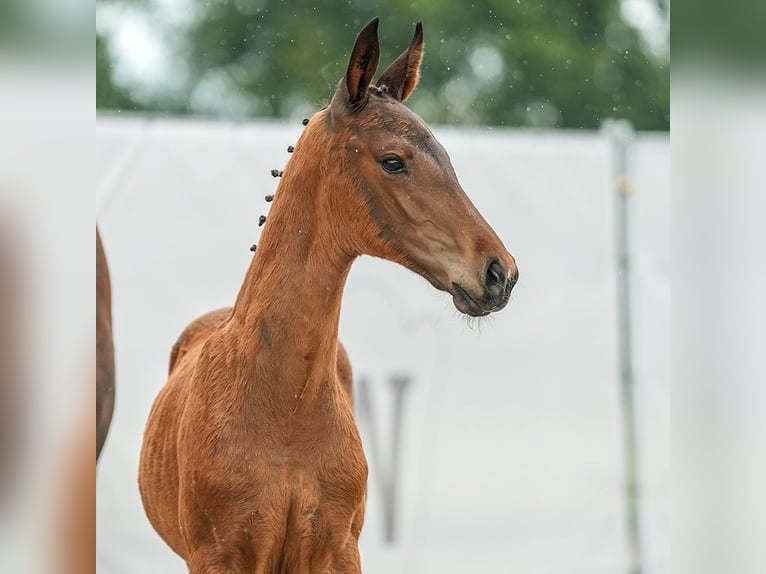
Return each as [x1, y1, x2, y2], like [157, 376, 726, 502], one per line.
[96, 228, 114, 460]
[187, 550, 239, 574]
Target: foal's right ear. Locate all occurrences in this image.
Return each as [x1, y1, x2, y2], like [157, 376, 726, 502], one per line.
[377, 22, 424, 102]
[337, 17, 380, 111]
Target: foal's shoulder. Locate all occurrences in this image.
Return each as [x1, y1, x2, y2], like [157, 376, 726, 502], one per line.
[169, 308, 233, 374]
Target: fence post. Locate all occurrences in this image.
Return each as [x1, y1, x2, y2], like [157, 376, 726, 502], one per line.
[602, 119, 643, 574]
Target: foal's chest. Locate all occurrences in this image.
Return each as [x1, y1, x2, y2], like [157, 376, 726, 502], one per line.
[195, 447, 368, 572]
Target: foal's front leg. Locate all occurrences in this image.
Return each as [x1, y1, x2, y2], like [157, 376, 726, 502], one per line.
[187, 548, 263, 574]
[187, 549, 233, 574]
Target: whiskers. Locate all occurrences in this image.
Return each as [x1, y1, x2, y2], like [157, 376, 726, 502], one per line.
[462, 313, 492, 332]
[440, 298, 492, 331]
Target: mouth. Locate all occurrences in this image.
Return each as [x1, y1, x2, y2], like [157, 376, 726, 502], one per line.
[450, 280, 513, 317]
[407, 259, 511, 318]
[451, 283, 491, 317]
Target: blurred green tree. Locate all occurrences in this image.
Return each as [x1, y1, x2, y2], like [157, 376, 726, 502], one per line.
[96, 0, 668, 130]
[97, 33, 143, 112]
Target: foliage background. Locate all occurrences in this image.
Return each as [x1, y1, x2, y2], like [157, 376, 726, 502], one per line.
[96, 0, 669, 130]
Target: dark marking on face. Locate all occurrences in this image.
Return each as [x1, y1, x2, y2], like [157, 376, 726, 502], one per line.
[352, 178, 397, 245]
[410, 128, 446, 165]
[332, 91, 459, 259]
[259, 322, 272, 350]
[310, 507, 321, 527]
[360, 98, 453, 173]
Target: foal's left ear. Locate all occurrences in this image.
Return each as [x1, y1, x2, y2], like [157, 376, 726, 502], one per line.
[377, 22, 424, 102]
[339, 17, 381, 111]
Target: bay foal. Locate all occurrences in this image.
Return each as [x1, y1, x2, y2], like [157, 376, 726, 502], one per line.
[139, 19, 518, 573]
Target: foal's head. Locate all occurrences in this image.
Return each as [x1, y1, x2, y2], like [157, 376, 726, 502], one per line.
[307, 19, 518, 317]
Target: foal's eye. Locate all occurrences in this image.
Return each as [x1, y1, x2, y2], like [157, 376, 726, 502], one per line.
[380, 156, 406, 174]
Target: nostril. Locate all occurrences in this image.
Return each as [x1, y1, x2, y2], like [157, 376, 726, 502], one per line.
[485, 260, 507, 297]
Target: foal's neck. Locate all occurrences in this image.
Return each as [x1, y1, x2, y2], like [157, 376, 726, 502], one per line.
[229, 123, 355, 407]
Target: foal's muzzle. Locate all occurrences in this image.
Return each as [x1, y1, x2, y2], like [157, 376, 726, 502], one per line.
[451, 258, 518, 317]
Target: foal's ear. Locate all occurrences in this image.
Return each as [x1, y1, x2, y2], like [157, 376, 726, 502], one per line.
[377, 22, 424, 102]
[340, 17, 381, 111]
